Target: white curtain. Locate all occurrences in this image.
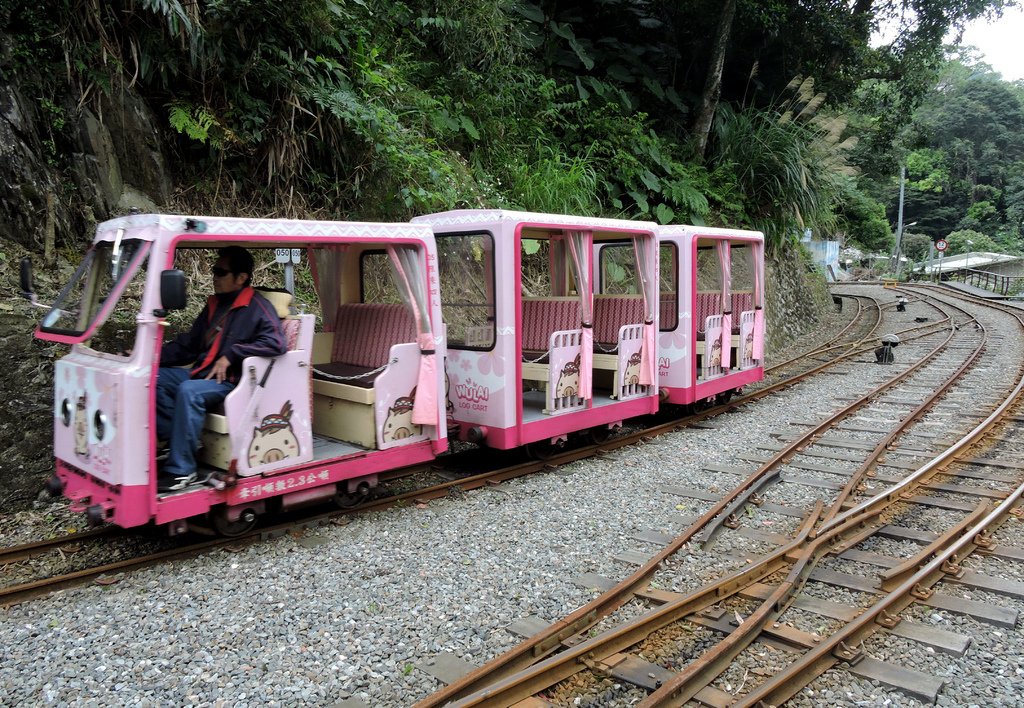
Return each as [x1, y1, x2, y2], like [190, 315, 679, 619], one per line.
[632, 234, 657, 386]
[753, 240, 765, 360]
[387, 245, 437, 426]
[564, 230, 593, 400]
[312, 246, 346, 331]
[716, 240, 732, 370]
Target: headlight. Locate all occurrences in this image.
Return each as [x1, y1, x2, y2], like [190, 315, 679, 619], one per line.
[60, 399, 72, 426]
[93, 411, 107, 441]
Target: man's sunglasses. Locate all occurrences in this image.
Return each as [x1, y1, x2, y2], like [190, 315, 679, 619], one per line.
[211, 266, 233, 277]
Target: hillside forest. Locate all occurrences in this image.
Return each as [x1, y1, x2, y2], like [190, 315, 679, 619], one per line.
[2, 0, 1024, 270]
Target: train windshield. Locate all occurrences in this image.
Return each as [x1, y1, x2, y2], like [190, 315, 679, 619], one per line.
[39, 238, 150, 340]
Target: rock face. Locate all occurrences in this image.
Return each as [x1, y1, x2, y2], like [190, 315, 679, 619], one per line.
[0, 84, 70, 254]
[0, 79, 170, 256]
[765, 249, 833, 355]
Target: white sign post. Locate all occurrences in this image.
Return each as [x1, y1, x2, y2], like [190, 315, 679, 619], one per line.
[274, 248, 302, 297]
[934, 240, 947, 283]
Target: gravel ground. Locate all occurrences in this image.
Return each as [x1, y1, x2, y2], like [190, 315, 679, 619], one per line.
[2, 284, 1023, 707]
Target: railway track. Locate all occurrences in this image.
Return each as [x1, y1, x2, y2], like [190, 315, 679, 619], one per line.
[0, 289, 881, 606]
[412, 285, 1024, 707]
[2, 282, 1014, 700]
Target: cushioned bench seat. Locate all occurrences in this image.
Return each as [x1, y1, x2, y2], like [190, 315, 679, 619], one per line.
[311, 302, 418, 447]
[311, 361, 378, 389]
[696, 291, 754, 340]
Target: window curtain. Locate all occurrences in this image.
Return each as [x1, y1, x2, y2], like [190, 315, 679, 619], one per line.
[311, 246, 346, 332]
[632, 234, 657, 386]
[564, 230, 593, 400]
[753, 240, 765, 360]
[387, 245, 437, 426]
[716, 240, 732, 370]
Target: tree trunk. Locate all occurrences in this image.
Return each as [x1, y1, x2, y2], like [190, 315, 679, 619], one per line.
[691, 0, 737, 159]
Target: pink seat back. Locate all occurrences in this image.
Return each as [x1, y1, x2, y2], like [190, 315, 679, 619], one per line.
[695, 292, 719, 333]
[521, 299, 579, 351]
[331, 303, 416, 368]
[282, 318, 302, 351]
[732, 292, 753, 315]
[660, 293, 677, 329]
[593, 296, 644, 344]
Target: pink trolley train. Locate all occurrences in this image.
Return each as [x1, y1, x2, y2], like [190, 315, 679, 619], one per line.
[30, 210, 766, 534]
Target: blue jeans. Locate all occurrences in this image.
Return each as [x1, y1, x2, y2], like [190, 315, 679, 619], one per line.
[156, 367, 235, 477]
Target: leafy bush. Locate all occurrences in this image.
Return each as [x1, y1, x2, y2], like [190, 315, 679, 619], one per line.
[708, 78, 856, 250]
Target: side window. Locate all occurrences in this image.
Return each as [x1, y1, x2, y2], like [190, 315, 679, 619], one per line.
[360, 251, 402, 304]
[696, 245, 722, 291]
[436, 232, 495, 349]
[520, 237, 553, 296]
[732, 242, 754, 293]
[660, 242, 678, 331]
[598, 244, 638, 294]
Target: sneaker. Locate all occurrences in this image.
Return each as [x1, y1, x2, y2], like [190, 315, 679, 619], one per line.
[158, 472, 197, 492]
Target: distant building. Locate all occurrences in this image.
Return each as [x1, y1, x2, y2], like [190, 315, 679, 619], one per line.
[804, 239, 842, 281]
[914, 251, 1020, 276]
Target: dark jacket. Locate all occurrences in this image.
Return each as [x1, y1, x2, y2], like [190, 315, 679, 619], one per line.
[160, 287, 287, 383]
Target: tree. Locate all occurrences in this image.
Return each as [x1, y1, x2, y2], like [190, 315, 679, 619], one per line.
[691, 0, 737, 158]
[902, 232, 933, 261]
[945, 229, 999, 255]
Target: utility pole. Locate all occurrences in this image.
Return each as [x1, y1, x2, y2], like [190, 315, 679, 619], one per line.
[893, 165, 906, 278]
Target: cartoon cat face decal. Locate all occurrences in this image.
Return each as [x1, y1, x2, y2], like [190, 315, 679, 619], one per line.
[555, 353, 581, 398]
[624, 350, 642, 385]
[709, 339, 722, 368]
[248, 401, 300, 467]
[383, 389, 422, 443]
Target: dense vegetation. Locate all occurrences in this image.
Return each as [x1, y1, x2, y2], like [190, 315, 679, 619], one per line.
[2, 0, 1021, 258]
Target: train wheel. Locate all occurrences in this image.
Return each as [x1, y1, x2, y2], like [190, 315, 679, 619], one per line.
[692, 398, 712, 413]
[212, 507, 258, 537]
[716, 389, 735, 405]
[587, 426, 613, 445]
[527, 439, 562, 461]
[334, 481, 372, 509]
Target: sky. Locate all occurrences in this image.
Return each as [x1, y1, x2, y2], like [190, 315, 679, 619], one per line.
[957, 6, 1024, 81]
[873, 6, 1024, 82]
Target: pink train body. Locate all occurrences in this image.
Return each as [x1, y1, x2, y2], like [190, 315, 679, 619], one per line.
[34, 211, 764, 534]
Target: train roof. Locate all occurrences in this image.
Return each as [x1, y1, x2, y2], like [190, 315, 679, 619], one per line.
[412, 209, 658, 233]
[92, 213, 433, 245]
[658, 224, 764, 242]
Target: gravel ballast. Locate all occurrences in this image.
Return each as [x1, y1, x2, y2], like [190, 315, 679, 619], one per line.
[2, 285, 1024, 707]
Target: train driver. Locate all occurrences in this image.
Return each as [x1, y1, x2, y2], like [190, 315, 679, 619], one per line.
[155, 246, 287, 491]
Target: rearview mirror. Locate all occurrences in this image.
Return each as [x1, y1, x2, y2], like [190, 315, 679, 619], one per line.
[159, 269, 187, 312]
